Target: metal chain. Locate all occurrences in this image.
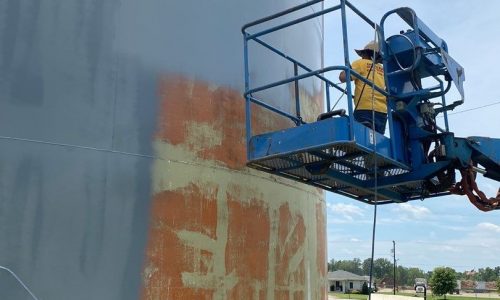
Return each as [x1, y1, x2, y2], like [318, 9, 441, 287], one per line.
[450, 167, 500, 212]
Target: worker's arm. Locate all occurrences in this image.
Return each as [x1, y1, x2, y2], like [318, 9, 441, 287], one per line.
[339, 71, 347, 83]
[339, 61, 357, 83]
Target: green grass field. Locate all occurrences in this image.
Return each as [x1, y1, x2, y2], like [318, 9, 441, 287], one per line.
[380, 292, 497, 300]
[417, 296, 494, 300]
[329, 292, 497, 300]
[329, 292, 368, 300]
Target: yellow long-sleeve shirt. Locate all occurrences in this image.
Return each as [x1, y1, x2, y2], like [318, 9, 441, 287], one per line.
[351, 58, 387, 113]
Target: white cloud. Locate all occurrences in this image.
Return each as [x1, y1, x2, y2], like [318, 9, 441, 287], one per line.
[429, 244, 462, 254]
[392, 203, 431, 220]
[476, 222, 500, 233]
[438, 225, 470, 232]
[327, 203, 365, 222]
[473, 177, 499, 197]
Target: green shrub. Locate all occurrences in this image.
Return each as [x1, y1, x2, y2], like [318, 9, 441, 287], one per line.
[361, 282, 369, 295]
[429, 267, 456, 299]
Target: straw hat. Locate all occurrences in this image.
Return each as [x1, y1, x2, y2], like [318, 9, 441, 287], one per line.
[355, 40, 380, 57]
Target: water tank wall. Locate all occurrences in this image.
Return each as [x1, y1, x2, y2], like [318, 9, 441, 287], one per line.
[0, 1, 326, 299]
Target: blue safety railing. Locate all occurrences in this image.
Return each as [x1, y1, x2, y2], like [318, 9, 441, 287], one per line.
[240, 0, 471, 205]
[242, 0, 390, 160]
[379, 8, 453, 135]
[242, 0, 456, 164]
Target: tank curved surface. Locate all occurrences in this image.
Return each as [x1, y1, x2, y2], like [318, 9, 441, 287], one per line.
[0, 1, 326, 299]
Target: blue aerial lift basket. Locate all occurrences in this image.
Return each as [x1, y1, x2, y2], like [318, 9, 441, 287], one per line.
[242, 0, 500, 210]
[247, 116, 412, 204]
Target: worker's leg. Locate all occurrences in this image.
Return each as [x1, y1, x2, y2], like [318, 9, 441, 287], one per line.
[372, 111, 387, 134]
[353, 110, 387, 134]
[353, 110, 374, 129]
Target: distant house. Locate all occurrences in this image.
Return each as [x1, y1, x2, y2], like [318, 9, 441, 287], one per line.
[379, 276, 395, 289]
[363, 276, 375, 289]
[475, 281, 486, 293]
[460, 280, 497, 293]
[328, 270, 368, 292]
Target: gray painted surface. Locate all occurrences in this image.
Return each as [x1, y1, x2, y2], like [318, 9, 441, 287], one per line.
[0, 0, 323, 299]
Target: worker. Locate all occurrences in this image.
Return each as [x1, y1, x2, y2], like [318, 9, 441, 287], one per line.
[339, 41, 387, 134]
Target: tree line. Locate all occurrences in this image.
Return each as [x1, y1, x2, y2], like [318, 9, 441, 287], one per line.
[460, 267, 500, 282]
[328, 258, 500, 286]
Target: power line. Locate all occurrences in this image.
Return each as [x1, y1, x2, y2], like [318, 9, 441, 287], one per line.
[393, 241, 396, 295]
[330, 240, 499, 248]
[437, 100, 500, 117]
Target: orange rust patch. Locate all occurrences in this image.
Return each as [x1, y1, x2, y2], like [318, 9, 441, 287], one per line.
[150, 183, 218, 239]
[316, 202, 326, 277]
[157, 76, 303, 169]
[140, 184, 218, 300]
[275, 203, 306, 288]
[225, 195, 270, 279]
[294, 291, 304, 300]
[225, 193, 270, 299]
[141, 181, 274, 300]
[142, 76, 326, 299]
[157, 76, 245, 169]
[275, 291, 288, 299]
[227, 282, 253, 300]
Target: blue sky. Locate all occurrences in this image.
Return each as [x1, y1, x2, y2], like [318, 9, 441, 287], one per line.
[323, 0, 500, 272]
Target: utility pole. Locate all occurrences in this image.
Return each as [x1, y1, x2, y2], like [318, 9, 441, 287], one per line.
[393, 240, 396, 295]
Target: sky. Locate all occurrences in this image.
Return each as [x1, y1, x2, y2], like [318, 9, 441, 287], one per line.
[322, 0, 500, 272]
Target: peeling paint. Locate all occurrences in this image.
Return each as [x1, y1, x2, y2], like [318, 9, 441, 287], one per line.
[185, 122, 223, 151]
[141, 77, 326, 300]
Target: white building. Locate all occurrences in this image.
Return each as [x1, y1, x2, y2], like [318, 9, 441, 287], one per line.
[328, 270, 368, 293]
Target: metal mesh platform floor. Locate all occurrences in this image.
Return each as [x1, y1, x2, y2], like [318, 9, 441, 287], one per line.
[248, 142, 432, 204]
